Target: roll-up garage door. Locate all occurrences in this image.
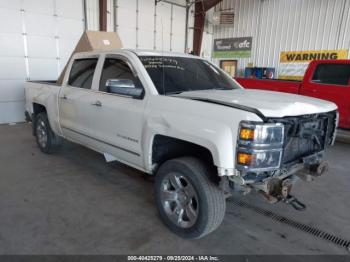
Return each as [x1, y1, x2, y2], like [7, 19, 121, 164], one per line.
[0, 0, 84, 123]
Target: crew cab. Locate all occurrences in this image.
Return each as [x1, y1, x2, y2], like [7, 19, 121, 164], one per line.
[25, 50, 338, 239]
[236, 60, 350, 129]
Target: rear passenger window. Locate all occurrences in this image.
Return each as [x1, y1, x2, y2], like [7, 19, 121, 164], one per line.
[312, 64, 350, 86]
[68, 58, 98, 89]
[99, 58, 138, 92]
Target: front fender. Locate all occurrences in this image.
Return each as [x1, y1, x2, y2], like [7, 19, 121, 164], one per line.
[142, 112, 235, 173]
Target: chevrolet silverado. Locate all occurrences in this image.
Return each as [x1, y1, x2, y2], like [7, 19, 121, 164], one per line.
[25, 50, 338, 239]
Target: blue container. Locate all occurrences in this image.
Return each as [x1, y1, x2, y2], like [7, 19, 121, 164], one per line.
[244, 67, 254, 78]
[244, 67, 275, 79]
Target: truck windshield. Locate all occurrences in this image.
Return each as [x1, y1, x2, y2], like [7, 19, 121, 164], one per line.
[139, 56, 241, 95]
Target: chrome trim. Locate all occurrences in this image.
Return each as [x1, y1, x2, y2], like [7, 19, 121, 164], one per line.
[331, 111, 339, 145]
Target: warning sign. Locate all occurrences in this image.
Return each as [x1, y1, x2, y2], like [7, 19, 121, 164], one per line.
[279, 49, 348, 80]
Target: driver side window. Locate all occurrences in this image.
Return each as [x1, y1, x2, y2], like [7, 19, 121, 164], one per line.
[99, 58, 138, 93]
[312, 64, 350, 86]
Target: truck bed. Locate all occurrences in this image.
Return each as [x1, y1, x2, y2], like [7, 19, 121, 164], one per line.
[236, 78, 301, 94]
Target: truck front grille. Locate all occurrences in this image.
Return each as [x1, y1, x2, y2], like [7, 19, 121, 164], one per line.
[268, 111, 337, 166]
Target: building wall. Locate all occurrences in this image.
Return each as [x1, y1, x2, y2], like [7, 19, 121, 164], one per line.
[85, 0, 191, 53]
[212, 0, 350, 76]
[0, 0, 84, 123]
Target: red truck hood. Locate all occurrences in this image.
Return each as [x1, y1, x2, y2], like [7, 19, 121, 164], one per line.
[175, 89, 337, 118]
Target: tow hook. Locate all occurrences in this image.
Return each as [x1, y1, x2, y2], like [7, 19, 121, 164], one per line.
[278, 179, 306, 211]
[258, 178, 306, 211]
[280, 195, 306, 211]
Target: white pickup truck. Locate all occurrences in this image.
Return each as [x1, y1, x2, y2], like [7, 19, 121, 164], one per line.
[25, 49, 338, 239]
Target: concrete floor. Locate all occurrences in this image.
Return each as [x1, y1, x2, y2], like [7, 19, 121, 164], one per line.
[0, 123, 349, 255]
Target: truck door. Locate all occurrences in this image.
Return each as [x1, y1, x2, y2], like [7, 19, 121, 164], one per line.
[58, 57, 100, 143]
[300, 62, 350, 128]
[86, 55, 147, 169]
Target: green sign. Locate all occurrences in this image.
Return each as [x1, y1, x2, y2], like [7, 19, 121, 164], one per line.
[213, 37, 252, 58]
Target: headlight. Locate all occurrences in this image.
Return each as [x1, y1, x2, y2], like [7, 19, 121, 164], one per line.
[239, 122, 284, 146]
[236, 149, 283, 170]
[236, 121, 284, 172]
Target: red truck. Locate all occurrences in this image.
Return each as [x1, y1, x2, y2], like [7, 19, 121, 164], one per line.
[236, 60, 350, 129]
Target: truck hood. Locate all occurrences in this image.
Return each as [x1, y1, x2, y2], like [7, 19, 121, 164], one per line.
[174, 89, 337, 118]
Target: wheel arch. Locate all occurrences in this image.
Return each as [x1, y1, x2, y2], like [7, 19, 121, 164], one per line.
[31, 103, 47, 136]
[33, 103, 47, 115]
[150, 134, 219, 183]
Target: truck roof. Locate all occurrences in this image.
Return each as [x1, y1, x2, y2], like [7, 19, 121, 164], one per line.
[74, 49, 202, 59]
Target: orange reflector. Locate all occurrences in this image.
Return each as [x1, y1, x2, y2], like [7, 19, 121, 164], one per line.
[240, 128, 255, 140]
[237, 152, 254, 165]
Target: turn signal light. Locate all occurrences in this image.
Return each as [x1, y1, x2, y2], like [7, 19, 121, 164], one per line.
[237, 152, 254, 165]
[239, 128, 255, 140]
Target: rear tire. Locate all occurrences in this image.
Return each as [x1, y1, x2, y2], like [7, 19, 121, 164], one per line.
[155, 157, 226, 239]
[34, 112, 63, 154]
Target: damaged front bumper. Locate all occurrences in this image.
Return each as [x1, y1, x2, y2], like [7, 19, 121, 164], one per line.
[228, 151, 327, 185]
[222, 151, 329, 211]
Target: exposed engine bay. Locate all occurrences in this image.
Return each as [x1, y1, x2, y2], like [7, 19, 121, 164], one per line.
[226, 110, 338, 211]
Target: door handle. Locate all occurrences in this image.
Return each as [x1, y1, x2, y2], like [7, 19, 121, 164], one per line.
[91, 100, 102, 107]
[61, 94, 68, 100]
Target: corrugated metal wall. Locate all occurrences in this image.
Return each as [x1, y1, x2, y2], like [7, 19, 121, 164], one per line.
[212, 0, 350, 76]
[85, 0, 191, 52]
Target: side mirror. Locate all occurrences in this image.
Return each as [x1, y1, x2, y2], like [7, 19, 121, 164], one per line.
[106, 79, 144, 99]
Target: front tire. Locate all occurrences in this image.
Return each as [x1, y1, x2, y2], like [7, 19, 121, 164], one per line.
[34, 112, 63, 154]
[155, 157, 226, 239]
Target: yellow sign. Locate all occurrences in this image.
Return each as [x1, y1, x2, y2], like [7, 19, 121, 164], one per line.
[279, 49, 348, 80]
[280, 49, 348, 63]
[279, 75, 304, 81]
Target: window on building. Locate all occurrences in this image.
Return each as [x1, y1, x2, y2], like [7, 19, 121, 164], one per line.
[312, 64, 350, 86]
[68, 58, 98, 89]
[99, 58, 139, 93]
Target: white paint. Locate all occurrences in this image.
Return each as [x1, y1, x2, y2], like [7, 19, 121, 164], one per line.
[176, 89, 337, 118]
